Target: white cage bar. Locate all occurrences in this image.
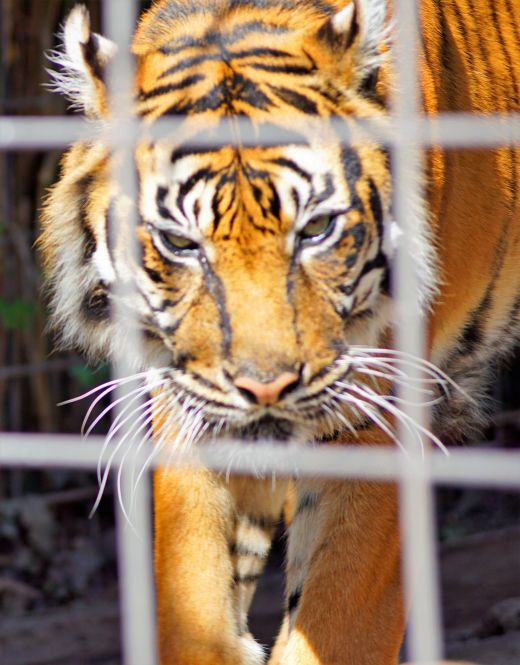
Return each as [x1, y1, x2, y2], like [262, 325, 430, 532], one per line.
[391, 0, 442, 660]
[1, 1, 520, 664]
[102, 1, 158, 664]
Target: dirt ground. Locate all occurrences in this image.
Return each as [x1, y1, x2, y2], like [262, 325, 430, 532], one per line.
[442, 527, 520, 665]
[2, 524, 520, 665]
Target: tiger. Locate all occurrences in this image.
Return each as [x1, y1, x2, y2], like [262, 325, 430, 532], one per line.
[39, 0, 520, 664]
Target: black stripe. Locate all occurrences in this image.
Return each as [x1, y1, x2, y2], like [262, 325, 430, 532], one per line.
[437, 7, 452, 94]
[164, 87, 221, 115]
[368, 178, 383, 234]
[287, 589, 302, 613]
[244, 209, 276, 235]
[230, 47, 293, 59]
[152, 296, 184, 312]
[233, 573, 261, 585]
[165, 75, 274, 115]
[268, 85, 318, 114]
[158, 54, 222, 79]
[459, 296, 489, 355]
[268, 187, 281, 219]
[340, 147, 363, 210]
[138, 74, 205, 101]
[171, 141, 221, 163]
[143, 265, 163, 283]
[160, 21, 290, 55]
[358, 69, 384, 106]
[341, 222, 367, 252]
[81, 34, 105, 82]
[270, 157, 312, 182]
[200, 252, 232, 356]
[489, 2, 520, 103]
[296, 492, 320, 514]
[504, 290, 520, 335]
[176, 168, 213, 215]
[504, 0, 520, 46]
[159, 380, 240, 412]
[458, 227, 509, 357]
[301, 364, 335, 392]
[82, 282, 110, 322]
[159, 36, 206, 56]
[291, 187, 301, 215]
[156, 186, 175, 221]
[339, 251, 387, 297]
[488, 3, 519, 215]
[251, 63, 313, 75]
[160, 322, 183, 337]
[313, 174, 335, 206]
[77, 175, 96, 262]
[227, 0, 333, 11]
[224, 73, 273, 110]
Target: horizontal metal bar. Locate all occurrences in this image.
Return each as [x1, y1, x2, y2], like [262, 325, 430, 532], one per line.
[3, 113, 520, 149]
[1, 433, 520, 487]
[0, 117, 91, 149]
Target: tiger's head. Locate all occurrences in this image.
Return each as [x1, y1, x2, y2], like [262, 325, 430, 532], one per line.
[41, 0, 437, 445]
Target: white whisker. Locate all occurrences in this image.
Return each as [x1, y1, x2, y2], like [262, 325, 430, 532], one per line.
[329, 386, 408, 453]
[323, 392, 359, 436]
[94, 383, 166, 485]
[85, 382, 153, 438]
[57, 370, 154, 406]
[355, 367, 440, 394]
[349, 346, 471, 401]
[347, 382, 449, 456]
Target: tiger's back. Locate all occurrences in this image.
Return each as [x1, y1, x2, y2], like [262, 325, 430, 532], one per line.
[422, 0, 520, 435]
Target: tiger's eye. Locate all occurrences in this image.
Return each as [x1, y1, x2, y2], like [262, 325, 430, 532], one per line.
[300, 214, 335, 240]
[159, 230, 198, 252]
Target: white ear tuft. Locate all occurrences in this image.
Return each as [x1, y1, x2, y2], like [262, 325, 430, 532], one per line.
[356, 0, 389, 64]
[46, 4, 116, 116]
[326, 0, 389, 82]
[331, 3, 356, 35]
[63, 4, 92, 69]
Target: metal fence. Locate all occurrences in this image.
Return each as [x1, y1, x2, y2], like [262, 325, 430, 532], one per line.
[1, 1, 520, 664]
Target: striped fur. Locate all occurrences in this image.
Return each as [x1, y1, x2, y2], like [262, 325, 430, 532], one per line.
[40, 1, 520, 664]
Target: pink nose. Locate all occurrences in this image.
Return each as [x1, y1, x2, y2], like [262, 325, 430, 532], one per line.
[234, 372, 300, 405]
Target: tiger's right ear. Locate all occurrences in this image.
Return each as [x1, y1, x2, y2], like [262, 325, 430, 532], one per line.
[47, 5, 116, 117]
[317, 0, 389, 88]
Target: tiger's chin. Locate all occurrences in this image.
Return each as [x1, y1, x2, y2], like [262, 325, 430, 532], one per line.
[228, 415, 295, 443]
[201, 412, 342, 445]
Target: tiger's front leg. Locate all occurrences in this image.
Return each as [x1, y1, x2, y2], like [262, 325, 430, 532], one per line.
[154, 467, 287, 665]
[271, 475, 403, 665]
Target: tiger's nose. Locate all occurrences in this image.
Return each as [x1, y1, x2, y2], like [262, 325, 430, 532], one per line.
[234, 372, 300, 405]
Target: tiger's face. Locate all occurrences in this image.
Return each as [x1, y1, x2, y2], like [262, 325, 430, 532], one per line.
[134, 132, 391, 440]
[41, 1, 436, 443]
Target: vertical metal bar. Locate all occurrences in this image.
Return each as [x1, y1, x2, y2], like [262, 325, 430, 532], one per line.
[115, 467, 158, 665]
[391, 0, 443, 661]
[102, 1, 158, 664]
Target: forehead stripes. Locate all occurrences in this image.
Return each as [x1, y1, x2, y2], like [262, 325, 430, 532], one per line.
[158, 22, 291, 56]
[134, 1, 361, 118]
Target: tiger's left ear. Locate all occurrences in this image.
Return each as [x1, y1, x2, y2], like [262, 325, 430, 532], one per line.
[48, 5, 117, 117]
[318, 0, 388, 88]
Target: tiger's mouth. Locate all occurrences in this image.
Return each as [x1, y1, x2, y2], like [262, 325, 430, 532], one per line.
[216, 414, 295, 443]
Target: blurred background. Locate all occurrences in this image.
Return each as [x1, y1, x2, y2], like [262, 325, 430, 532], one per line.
[1, 2, 520, 664]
